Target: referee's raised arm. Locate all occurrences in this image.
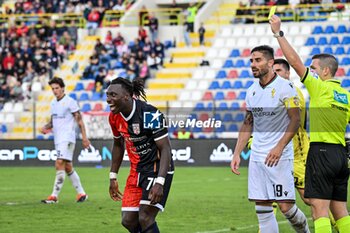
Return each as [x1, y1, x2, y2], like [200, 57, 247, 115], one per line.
[269, 15, 306, 79]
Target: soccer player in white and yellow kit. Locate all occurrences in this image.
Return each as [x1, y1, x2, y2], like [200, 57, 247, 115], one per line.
[231, 45, 310, 233]
[41, 77, 90, 203]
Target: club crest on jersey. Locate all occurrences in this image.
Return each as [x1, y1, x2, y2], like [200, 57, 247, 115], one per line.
[271, 88, 276, 98]
[132, 123, 140, 135]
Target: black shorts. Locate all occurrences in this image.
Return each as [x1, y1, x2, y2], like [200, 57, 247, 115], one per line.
[304, 142, 349, 201]
[138, 170, 174, 211]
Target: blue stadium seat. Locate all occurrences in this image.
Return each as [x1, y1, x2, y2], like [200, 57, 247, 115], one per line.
[305, 37, 316, 46]
[329, 37, 340, 45]
[230, 102, 240, 110]
[234, 113, 245, 122]
[209, 81, 220, 90]
[323, 47, 333, 54]
[340, 57, 350, 66]
[69, 93, 77, 100]
[36, 135, 44, 139]
[324, 25, 335, 34]
[215, 124, 226, 133]
[102, 93, 107, 101]
[214, 92, 225, 100]
[304, 58, 312, 66]
[1, 124, 7, 133]
[194, 102, 205, 111]
[233, 80, 243, 89]
[237, 92, 246, 100]
[310, 47, 321, 56]
[244, 80, 254, 89]
[317, 37, 327, 45]
[91, 92, 102, 101]
[221, 80, 232, 89]
[239, 70, 250, 78]
[235, 59, 245, 68]
[164, 40, 173, 49]
[223, 113, 233, 121]
[207, 102, 213, 111]
[245, 60, 251, 67]
[81, 103, 92, 112]
[335, 46, 345, 55]
[228, 124, 239, 132]
[347, 47, 350, 55]
[341, 36, 350, 45]
[223, 60, 234, 68]
[230, 49, 240, 57]
[105, 104, 110, 112]
[341, 79, 350, 87]
[317, 12, 327, 21]
[79, 93, 90, 101]
[216, 70, 227, 79]
[74, 83, 84, 91]
[214, 113, 221, 121]
[347, 69, 350, 77]
[312, 26, 323, 34]
[336, 25, 347, 33]
[218, 102, 228, 110]
[192, 126, 202, 133]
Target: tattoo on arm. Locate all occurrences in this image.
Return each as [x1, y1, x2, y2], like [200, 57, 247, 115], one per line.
[243, 111, 253, 126]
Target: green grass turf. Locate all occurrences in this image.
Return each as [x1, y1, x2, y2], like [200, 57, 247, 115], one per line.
[0, 167, 348, 233]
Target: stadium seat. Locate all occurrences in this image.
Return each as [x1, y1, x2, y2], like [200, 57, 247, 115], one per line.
[1, 124, 7, 133]
[336, 68, 345, 77]
[275, 48, 284, 57]
[347, 69, 350, 77]
[244, 80, 254, 89]
[218, 102, 228, 110]
[228, 70, 238, 79]
[69, 93, 77, 100]
[81, 103, 92, 112]
[323, 47, 333, 54]
[233, 80, 243, 89]
[194, 102, 205, 111]
[235, 59, 245, 68]
[221, 27, 231, 37]
[74, 82, 84, 91]
[237, 92, 247, 100]
[13, 103, 24, 112]
[317, 37, 328, 45]
[241, 49, 251, 57]
[226, 91, 237, 100]
[255, 26, 266, 36]
[347, 47, 350, 55]
[324, 25, 335, 34]
[86, 82, 95, 91]
[341, 79, 350, 87]
[36, 135, 44, 140]
[199, 113, 209, 121]
[341, 36, 350, 45]
[209, 81, 220, 90]
[221, 81, 232, 89]
[92, 103, 103, 111]
[305, 37, 316, 46]
[214, 92, 225, 100]
[336, 25, 347, 33]
[215, 124, 226, 133]
[335, 46, 345, 55]
[223, 60, 234, 68]
[312, 26, 323, 34]
[234, 113, 245, 122]
[230, 49, 240, 57]
[225, 38, 236, 48]
[223, 113, 233, 122]
[340, 57, 350, 66]
[216, 70, 227, 79]
[202, 91, 213, 100]
[91, 92, 102, 101]
[164, 40, 173, 49]
[230, 102, 240, 110]
[218, 48, 230, 58]
[105, 105, 110, 112]
[329, 37, 340, 45]
[79, 93, 90, 101]
[239, 70, 250, 78]
[228, 124, 239, 132]
[205, 70, 216, 79]
[304, 58, 312, 66]
[213, 113, 221, 121]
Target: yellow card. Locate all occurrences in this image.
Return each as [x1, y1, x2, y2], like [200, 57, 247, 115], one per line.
[268, 6, 277, 20]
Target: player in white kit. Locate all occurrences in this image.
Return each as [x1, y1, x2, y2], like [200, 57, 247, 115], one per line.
[231, 45, 310, 233]
[41, 77, 90, 203]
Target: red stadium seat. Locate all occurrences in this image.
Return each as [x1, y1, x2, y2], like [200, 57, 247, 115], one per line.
[226, 91, 237, 100]
[241, 48, 251, 57]
[92, 103, 103, 111]
[336, 68, 345, 77]
[202, 91, 213, 100]
[228, 69, 238, 78]
[86, 82, 95, 91]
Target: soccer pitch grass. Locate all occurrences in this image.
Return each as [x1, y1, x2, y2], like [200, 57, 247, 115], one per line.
[1, 167, 348, 233]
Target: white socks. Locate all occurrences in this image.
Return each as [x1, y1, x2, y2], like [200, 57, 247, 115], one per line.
[283, 204, 310, 233]
[256, 205, 279, 233]
[68, 170, 85, 194]
[51, 170, 65, 197]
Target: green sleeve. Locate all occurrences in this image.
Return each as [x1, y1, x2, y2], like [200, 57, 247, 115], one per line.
[301, 67, 323, 98]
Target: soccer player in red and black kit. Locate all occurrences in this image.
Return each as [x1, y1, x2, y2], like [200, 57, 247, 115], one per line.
[106, 78, 174, 233]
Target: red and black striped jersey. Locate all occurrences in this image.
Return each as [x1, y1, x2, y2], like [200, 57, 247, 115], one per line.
[109, 99, 172, 173]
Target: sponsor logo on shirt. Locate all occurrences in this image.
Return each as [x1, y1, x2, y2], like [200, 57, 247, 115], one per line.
[333, 90, 348, 104]
[144, 110, 162, 129]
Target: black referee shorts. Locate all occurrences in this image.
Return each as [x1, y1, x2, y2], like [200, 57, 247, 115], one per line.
[304, 142, 349, 201]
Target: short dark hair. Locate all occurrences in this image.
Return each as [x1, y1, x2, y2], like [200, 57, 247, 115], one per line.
[110, 78, 147, 101]
[48, 77, 65, 87]
[274, 58, 290, 71]
[251, 45, 274, 61]
[311, 53, 338, 77]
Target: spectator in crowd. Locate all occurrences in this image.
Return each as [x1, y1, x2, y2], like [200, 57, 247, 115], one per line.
[153, 39, 165, 65]
[126, 56, 139, 81]
[113, 0, 125, 11]
[147, 51, 161, 71]
[183, 21, 191, 47]
[87, 8, 100, 35]
[148, 13, 159, 43]
[138, 26, 148, 43]
[0, 82, 10, 102]
[139, 5, 149, 26]
[142, 37, 153, 55]
[112, 32, 124, 46]
[139, 60, 150, 82]
[170, 0, 181, 26]
[105, 30, 113, 44]
[186, 2, 199, 33]
[198, 22, 206, 46]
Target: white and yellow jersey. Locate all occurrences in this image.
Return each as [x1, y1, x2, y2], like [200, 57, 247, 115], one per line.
[246, 75, 299, 162]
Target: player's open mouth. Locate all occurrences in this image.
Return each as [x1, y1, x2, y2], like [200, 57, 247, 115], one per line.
[109, 104, 116, 112]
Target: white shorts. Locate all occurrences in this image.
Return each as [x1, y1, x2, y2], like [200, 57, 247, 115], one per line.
[248, 159, 295, 202]
[55, 142, 75, 161]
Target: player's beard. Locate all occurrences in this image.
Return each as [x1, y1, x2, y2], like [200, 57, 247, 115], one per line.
[252, 67, 269, 79]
